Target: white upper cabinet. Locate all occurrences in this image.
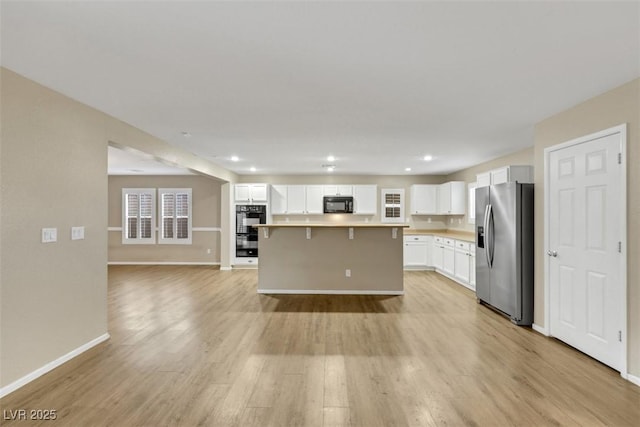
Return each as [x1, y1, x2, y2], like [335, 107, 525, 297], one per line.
[323, 185, 353, 196]
[270, 184, 366, 215]
[410, 185, 438, 215]
[305, 185, 325, 214]
[352, 185, 377, 215]
[476, 165, 533, 188]
[270, 185, 287, 214]
[287, 185, 307, 214]
[235, 183, 268, 203]
[438, 181, 465, 215]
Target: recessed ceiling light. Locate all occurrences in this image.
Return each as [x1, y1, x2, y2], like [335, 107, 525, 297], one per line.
[423, 155, 433, 161]
[250, 166, 256, 172]
[405, 167, 412, 172]
[181, 131, 191, 137]
[327, 155, 335, 162]
[231, 155, 239, 162]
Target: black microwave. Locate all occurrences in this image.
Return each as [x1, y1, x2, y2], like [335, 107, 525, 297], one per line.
[323, 196, 354, 214]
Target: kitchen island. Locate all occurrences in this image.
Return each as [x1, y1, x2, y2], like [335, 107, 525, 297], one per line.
[253, 223, 409, 294]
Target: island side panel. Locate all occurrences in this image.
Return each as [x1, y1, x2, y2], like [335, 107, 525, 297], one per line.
[257, 227, 403, 294]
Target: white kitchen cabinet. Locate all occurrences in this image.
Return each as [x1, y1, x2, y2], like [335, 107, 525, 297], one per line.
[476, 172, 492, 188]
[432, 235, 476, 290]
[442, 238, 455, 275]
[274, 185, 324, 215]
[305, 185, 325, 214]
[324, 185, 353, 196]
[454, 240, 471, 284]
[476, 165, 533, 188]
[403, 235, 432, 268]
[353, 185, 377, 215]
[470, 247, 476, 289]
[235, 183, 268, 203]
[287, 185, 307, 214]
[432, 236, 444, 271]
[438, 182, 465, 215]
[410, 184, 438, 215]
[270, 185, 287, 214]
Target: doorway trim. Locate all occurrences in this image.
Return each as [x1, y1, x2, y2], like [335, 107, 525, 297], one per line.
[543, 123, 627, 378]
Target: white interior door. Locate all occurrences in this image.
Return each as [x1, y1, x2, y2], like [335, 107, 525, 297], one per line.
[547, 128, 625, 372]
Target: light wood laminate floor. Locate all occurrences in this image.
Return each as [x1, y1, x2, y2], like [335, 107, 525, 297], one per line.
[1, 266, 639, 426]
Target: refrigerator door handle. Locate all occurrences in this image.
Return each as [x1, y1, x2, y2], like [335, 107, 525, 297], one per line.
[483, 204, 491, 268]
[487, 203, 494, 268]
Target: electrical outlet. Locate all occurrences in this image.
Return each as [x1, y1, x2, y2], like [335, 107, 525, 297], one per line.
[345, 269, 351, 278]
[207, 248, 211, 254]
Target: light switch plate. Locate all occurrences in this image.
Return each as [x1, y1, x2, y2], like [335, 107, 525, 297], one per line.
[71, 226, 85, 240]
[42, 228, 57, 243]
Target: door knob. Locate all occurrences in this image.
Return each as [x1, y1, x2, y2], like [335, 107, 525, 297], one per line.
[547, 250, 558, 257]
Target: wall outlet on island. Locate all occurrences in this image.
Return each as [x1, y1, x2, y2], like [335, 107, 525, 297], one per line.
[207, 248, 211, 254]
[345, 269, 351, 278]
[428, 217, 432, 223]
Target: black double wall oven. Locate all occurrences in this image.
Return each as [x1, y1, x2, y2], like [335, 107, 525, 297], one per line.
[235, 205, 266, 258]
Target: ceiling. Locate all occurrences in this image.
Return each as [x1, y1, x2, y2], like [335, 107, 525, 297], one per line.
[2, 1, 638, 176]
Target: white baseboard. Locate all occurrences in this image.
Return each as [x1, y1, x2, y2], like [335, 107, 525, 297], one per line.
[627, 373, 640, 387]
[219, 266, 233, 271]
[532, 323, 549, 336]
[257, 289, 404, 295]
[108, 261, 220, 266]
[191, 227, 222, 232]
[0, 333, 110, 399]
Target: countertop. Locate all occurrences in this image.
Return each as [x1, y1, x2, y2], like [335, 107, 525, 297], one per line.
[404, 229, 475, 242]
[254, 223, 409, 228]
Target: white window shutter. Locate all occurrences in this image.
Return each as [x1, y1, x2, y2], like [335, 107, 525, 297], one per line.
[122, 189, 156, 244]
[158, 188, 192, 244]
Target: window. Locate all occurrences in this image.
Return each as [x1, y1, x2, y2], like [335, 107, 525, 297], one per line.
[122, 188, 156, 244]
[159, 188, 192, 244]
[381, 188, 405, 223]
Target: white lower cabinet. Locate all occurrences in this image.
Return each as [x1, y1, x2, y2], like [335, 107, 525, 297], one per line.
[431, 235, 475, 290]
[432, 237, 444, 270]
[442, 238, 455, 276]
[403, 235, 432, 268]
[454, 240, 473, 290]
[470, 248, 476, 288]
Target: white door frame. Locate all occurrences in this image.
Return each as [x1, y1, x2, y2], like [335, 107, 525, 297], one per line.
[543, 123, 627, 378]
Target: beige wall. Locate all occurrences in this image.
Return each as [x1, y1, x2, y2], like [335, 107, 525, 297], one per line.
[533, 78, 639, 377]
[445, 147, 535, 232]
[238, 174, 451, 230]
[108, 175, 222, 264]
[1, 69, 109, 387]
[0, 68, 232, 390]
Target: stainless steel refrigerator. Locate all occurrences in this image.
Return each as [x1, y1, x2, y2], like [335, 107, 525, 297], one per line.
[475, 182, 534, 326]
